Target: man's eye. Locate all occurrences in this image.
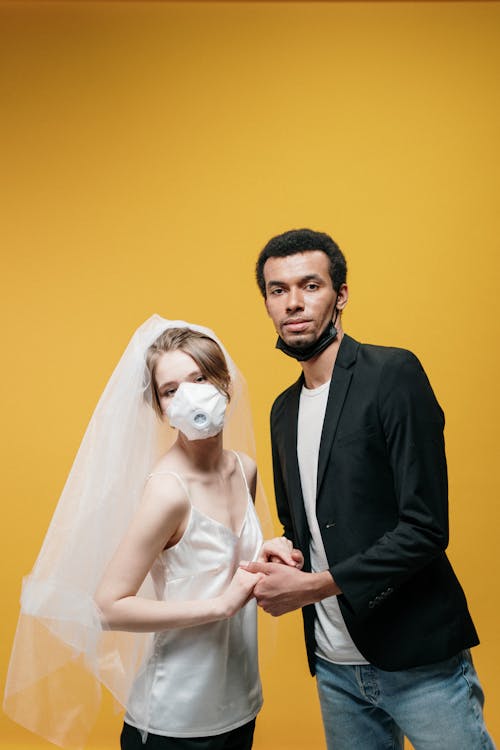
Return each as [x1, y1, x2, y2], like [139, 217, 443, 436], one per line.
[306, 283, 319, 291]
[270, 288, 284, 295]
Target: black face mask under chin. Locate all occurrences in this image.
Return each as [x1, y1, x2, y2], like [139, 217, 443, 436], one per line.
[275, 320, 338, 362]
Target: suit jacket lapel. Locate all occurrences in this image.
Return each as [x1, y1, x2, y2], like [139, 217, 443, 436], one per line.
[317, 334, 359, 498]
[283, 376, 310, 552]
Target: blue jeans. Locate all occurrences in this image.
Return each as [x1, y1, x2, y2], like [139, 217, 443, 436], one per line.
[315, 651, 495, 750]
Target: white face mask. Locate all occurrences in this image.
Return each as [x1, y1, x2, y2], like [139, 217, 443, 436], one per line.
[166, 381, 228, 441]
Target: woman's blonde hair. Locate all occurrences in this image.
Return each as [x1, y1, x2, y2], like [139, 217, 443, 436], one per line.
[146, 328, 231, 417]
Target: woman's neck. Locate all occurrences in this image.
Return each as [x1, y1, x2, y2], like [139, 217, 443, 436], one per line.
[174, 431, 225, 473]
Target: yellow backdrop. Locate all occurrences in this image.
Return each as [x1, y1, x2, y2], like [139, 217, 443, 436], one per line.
[1, 1, 499, 748]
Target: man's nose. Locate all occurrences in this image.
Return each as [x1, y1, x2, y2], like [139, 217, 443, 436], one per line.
[286, 288, 304, 312]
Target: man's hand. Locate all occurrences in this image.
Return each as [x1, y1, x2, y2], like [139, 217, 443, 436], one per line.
[240, 561, 340, 616]
[258, 537, 304, 568]
[219, 568, 265, 618]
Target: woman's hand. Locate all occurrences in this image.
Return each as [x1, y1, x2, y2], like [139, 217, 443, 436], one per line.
[219, 568, 264, 618]
[258, 537, 304, 569]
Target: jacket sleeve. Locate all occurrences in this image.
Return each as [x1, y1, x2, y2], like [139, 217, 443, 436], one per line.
[331, 349, 449, 618]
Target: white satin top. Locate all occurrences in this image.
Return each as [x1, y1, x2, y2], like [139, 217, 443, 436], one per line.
[124, 452, 263, 738]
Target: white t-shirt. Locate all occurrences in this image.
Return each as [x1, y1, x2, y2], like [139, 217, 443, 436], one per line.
[297, 380, 367, 665]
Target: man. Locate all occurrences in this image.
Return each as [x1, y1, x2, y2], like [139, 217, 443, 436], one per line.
[245, 229, 494, 749]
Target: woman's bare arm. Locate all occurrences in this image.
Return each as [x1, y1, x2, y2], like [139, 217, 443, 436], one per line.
[95, 474, 260, 632]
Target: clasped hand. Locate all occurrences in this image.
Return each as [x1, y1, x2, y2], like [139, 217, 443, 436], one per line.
[240, 537, 310, 617]
[221, 538, 304, 618]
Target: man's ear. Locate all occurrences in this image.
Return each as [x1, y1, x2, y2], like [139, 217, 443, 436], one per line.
[336, 283, 349, 311]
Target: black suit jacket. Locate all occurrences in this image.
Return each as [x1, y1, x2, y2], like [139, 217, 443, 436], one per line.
[270, 334, 479, 673]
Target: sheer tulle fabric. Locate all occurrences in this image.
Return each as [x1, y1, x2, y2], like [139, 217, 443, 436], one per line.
[3, 315, 272, 749]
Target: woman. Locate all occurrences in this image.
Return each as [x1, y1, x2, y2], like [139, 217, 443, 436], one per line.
[4, 316, 291, 750]
[98, 324, 265, 749]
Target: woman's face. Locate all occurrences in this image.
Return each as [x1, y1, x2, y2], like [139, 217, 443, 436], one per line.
[154, 349, 207, 416]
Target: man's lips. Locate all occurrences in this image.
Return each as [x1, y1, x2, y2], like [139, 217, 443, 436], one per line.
[282, 319, 312, 333]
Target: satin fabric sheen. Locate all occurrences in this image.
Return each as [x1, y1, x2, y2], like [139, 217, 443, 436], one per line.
[125, 463, 263, 738]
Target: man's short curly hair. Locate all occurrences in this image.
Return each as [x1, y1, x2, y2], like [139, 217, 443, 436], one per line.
[255, 228, 347, 297]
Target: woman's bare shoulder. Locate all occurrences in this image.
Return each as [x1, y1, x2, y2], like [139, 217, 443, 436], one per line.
[142, 465, 190, 518]
[231, 451, 257, 496]
[232, 450, 256, 474]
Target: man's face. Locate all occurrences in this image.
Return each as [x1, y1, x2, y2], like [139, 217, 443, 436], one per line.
[263, 251, 339, 349]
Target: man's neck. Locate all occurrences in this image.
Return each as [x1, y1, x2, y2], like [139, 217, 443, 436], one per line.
[301, 328, 344, 389]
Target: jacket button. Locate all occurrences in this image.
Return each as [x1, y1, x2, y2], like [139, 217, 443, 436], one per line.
[325, 521, 336, 529]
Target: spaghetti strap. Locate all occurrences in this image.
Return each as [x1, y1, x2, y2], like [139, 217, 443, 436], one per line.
[232, 450, 251, 497]
[146, 470, 191, 502]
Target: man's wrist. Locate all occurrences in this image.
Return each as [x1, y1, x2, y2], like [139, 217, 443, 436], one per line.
[308, 570, 341, 602]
